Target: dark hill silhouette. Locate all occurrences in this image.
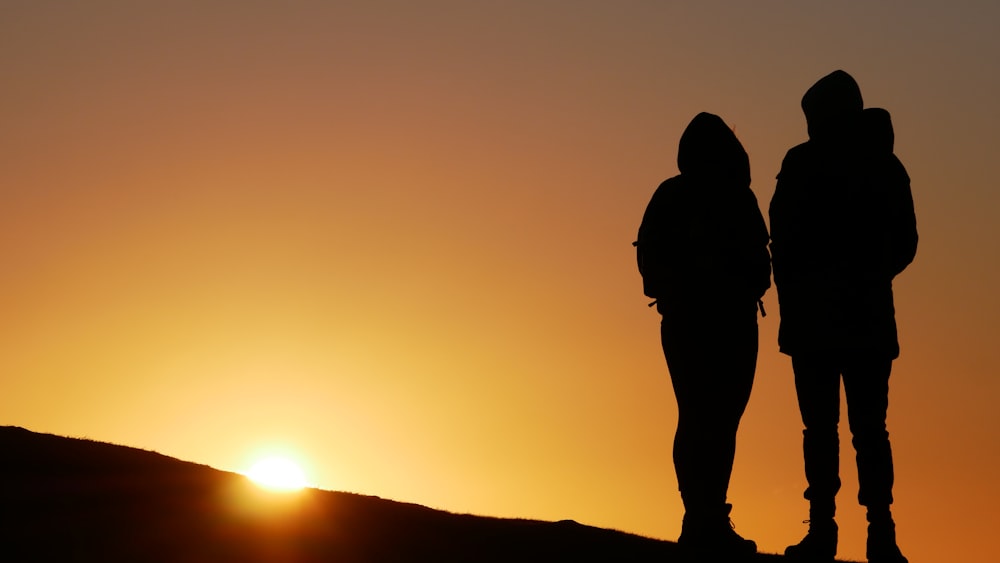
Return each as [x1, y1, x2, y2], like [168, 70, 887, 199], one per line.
[1, 426, 828, 562]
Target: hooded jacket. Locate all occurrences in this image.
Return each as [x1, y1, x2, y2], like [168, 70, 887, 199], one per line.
[636, 112, 771, 315]
[769, 71, 917, 358]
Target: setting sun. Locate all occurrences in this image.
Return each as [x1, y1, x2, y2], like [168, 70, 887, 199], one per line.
[245, 456, 309, 491]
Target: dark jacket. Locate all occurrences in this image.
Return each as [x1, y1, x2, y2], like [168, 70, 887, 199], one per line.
[769, 71, 918, 358]
[636, 112, 771, 316]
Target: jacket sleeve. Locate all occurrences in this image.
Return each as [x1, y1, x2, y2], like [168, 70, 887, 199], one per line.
[740, 187, 772, 300]
[635, 180, 678, 299]
[886, 156, 918, 278]
[768, 151, 800, 289]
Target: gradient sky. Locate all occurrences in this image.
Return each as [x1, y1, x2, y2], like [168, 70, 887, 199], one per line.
[2, 2, 998, 561]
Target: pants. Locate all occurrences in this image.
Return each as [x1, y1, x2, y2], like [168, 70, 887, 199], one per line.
[792, 352, 896, 509]
[660, 303, 758, 513]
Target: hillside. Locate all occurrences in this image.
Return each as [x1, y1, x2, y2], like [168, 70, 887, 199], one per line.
[0, 426, 800, 562]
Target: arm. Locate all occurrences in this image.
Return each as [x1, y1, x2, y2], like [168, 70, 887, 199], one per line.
[886, 156, 918, 278]
[739, 186, 772, 301]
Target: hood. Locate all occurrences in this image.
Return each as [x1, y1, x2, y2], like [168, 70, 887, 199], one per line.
[862, 107, 894, 155]
[801, 70, 863, 141]
[676, 112, 750, 185]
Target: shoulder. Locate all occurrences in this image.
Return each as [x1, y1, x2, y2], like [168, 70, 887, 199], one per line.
[784, 141, 812, 159]
[738, 184, 763, 206]
[865, 153, 911, 195]
[777, 142, 815, 178]
[646, 175, 687, 207]
[653, 174, 684, 195]
[886, 154, 910, 183]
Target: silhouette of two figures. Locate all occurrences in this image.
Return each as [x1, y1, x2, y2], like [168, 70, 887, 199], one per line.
[636, 70, 916, 563]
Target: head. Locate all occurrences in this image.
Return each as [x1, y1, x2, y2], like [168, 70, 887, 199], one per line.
[801, 70, 864, 141]
[862, 107, 894, 155]
[677, 112, 750, 186]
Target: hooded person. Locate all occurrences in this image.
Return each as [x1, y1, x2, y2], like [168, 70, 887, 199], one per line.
[769, 71, 916, 563]
[635, 112, 770, 558]
[862, 107, 895, 156]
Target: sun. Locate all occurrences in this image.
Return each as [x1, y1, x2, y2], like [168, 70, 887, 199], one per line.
[244, 456, 309, 491]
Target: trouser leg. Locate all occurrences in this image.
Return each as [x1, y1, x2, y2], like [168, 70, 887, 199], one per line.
[842, 355, 895, 508]
[844, 356, 908, 563]
[662, 309, 756, 514]
[791, 355, 842, 511]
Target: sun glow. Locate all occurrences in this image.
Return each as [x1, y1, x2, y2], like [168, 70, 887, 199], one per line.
[244, 456, 309, 491]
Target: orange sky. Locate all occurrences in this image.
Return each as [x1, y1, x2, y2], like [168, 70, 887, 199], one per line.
[2, 2, 998, 561]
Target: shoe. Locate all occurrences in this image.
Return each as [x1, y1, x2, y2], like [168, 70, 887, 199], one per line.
[867, 519, 908, 563]
[785, 518, 837, 562]
[678, 504, 757, 559]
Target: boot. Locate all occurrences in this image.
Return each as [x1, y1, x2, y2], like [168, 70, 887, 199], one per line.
[678, 503, 757, 559]
[785, 518, 837, 561]
[867, 509, 908, 563]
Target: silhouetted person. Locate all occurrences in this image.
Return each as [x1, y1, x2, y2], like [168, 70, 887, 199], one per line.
[635, 112, 770, 559]
[769, 71, 917, 563]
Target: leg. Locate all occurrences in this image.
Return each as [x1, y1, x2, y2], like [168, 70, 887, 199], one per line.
[842, 355, 907, 563]
[661, 308, 756, 514]
[842, 355, 894, 508]
[786, 354, 841, 561]
[661, 306, 757, 557]
[662, 315, 720, 512]
[791, 354, 842, 511]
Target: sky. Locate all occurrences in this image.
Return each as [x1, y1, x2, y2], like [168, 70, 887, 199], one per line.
[2, 1, 998, 561]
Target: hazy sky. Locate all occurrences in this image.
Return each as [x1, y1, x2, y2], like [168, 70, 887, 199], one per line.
[2, 2, 998, 561]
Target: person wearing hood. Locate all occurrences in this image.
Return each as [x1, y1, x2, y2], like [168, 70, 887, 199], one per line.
[635, 112, 770, 558]
[769, 71, 917, 563]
